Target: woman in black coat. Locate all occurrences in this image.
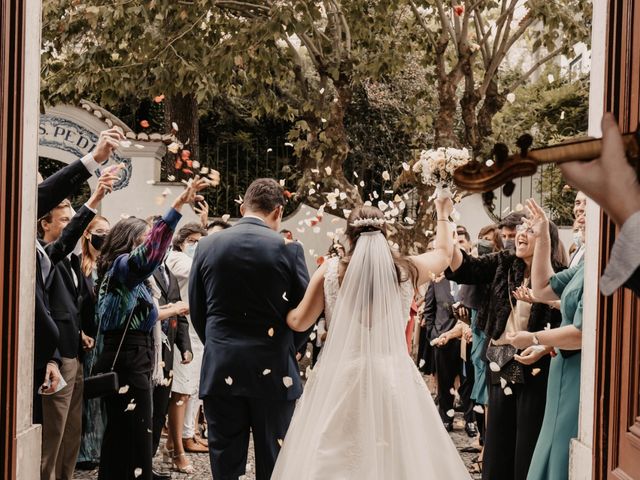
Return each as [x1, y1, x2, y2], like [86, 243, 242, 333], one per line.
[445, 219, 564, 480]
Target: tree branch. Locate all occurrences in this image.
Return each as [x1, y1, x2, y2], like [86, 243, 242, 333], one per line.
[507, 45, 565, 92]
[435, 0, 459, 54]
[408, 0, 436, 46]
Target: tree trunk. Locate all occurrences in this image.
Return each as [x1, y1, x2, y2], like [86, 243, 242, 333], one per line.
[164, 93, 199, 179]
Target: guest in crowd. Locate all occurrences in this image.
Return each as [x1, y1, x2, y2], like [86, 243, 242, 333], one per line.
[559, 115, 640, 295]
[34, 127, 124, 426]
[507, 198, 584, 480]
[93, 177, 209, 480]
[39, 173, 117, 480]
[164, 223, 210, 474]
[569, 193, 587, 267]
[142, 217, 196, 477]
[77, 216, 110, 470]
[206, 219, 232, 235]
[445, 213, 564, 480]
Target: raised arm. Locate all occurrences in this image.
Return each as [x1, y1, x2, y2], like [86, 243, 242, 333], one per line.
[526, 199, 560, 302]
[287, 263, 327, 332]
[409, 196, 455, 286]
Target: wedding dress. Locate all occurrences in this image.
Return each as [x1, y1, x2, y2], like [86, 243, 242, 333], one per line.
[272, 232, 471, 479]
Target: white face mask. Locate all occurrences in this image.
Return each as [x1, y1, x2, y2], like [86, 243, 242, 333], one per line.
[184, 243, 197, 258]
[573, 232, 583, 248]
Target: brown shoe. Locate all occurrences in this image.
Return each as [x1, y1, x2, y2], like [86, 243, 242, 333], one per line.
[182, 437, 208, 453]
[194, 433, 208, 447]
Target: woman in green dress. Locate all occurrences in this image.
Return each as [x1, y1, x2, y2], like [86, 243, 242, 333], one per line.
[507, 198, 583, 480]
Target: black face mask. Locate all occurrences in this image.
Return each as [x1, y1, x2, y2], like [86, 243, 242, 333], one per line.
[477, 239, 494, 255]
[503, 239, 516, 252]
[90, 234, 106, 251]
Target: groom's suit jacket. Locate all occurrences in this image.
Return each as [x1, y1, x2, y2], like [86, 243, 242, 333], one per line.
[189, 217, 310, 401]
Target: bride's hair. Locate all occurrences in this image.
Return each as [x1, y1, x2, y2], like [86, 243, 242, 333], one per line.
[341, 206, 418, 288]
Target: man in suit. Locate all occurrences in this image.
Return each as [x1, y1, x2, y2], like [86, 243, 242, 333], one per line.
[189, 178, 310, 480]
[39, 175, 116, 480]
[34, 126, 124, 427]
[424, 277, 474, 433]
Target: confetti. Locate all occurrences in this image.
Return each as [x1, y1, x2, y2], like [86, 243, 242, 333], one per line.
[547, 74, 555, 83]
[262, 369, 271, 376]
[311, 168, 320, 174]
[382, 171, 390, 181]
[531, 368, 541, 376]
[473, 405, 485, 414]
[418, 359, 426, 368]
[321, 118, 327, 123]
[284, 142, 294, 147]
[486, 159, 495, 167]
[353, 171, 359, 178]
[167, 175, 175, 182]
[171, 122, 179, 131]
[282, 376, 293, 388]
[282, 292, 289, 302]
[319, 87, 325, 94]
[134, 468, 143, 478]
[402, 162, 410, 171]
[446, 409, 455, 418]
[277, 439, 284, 447]
[268, 327, 275, 337]
[225, 376, 233, 385]
[489, 362, 500, 372]
[124, 400, 136, 412]
[506, 93, 516, 103]
[504, 386, 513, 396]
[325, 166, 332, 175]
[118, 385, 130, 394]
[359, 181, 365, 187]
[560, 111, 565, 120]
[500, 377, 507, 388]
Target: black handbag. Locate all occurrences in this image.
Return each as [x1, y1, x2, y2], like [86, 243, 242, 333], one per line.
[84, 299, 135, 399]
[486, 343, 525, 384]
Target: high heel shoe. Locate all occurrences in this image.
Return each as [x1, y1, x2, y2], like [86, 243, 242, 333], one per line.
[171, 453, 195, 474]
[161, 447, 173, 464]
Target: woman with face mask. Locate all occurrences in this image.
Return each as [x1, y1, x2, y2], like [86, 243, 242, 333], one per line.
[77, 215, 110, 470]
[164, 223, 208, 472]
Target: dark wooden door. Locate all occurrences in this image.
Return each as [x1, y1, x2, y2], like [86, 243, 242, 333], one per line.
[594, 1, 640, 478]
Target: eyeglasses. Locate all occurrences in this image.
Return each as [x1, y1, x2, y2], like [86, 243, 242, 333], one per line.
[516, 224, 534, 235]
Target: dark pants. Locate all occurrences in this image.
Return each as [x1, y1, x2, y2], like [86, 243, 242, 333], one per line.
[458, 342, 475, 423]
[203, 395, 295, 480]
[33, 367, 45, 424]
[435, 339, 466, 423]
[97, 331, 154, 480]
[151, 382, 171, 455]
[482, 358, 550, 480]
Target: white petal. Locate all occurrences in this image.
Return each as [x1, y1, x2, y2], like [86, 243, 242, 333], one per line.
[267, 327, 275, 337]
[282, 292, 289, 301]
[489, 361, 500, 372]
[222, 214, 231, 222]
[119, 140, 132, 148]
[262, 369, 271, 376]
[418, 359, 426, 368]
[446, 409, 455, 418]
[134, 468, 143, 478]
[382, 171, 390, 181]
[504, 386, 513, 395]
[225, 376, 233, 385]
[172, 122, 179, 131]
[282, 376, 293, 388]
[325, 166, 332, 175]
[118, 385, 130, 394]
[500, 377, 507, 388]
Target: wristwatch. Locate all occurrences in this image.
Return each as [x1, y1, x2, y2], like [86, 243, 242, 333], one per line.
[532, 333, 540, 345]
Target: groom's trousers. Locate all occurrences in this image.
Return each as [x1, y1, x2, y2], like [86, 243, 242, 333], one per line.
[203, 395, 295, 480]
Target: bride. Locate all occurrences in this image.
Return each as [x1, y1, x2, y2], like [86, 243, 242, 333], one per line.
[272, 195, 471, 479]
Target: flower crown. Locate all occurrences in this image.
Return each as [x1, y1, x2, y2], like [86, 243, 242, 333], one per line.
[350, 218, 386, 228]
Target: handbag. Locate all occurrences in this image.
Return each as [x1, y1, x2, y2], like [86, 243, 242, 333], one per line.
[84, 295, 136, 399]
[486, 343, 524, 384]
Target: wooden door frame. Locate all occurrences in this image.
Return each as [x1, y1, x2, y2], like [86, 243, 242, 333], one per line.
[0, 0, 26, 478]
[594, 0, 640, 478]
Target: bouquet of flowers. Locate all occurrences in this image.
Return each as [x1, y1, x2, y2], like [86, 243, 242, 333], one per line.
[412, 147, 471, 196]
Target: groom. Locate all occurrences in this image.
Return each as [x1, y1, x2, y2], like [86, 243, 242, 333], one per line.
[189, 178, 310, 480]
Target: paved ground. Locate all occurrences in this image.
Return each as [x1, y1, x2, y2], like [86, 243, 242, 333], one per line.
[73, 369, 482, 479]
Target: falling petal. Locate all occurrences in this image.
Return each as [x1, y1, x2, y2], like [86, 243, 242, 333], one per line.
[167, 175, 175, 182]
[489, 362, 500, 372]
[222, 214, 231, 222]
[146, 180, 155, 185]
[124, 400, 136, 412]
[473, 405, 485, 414]
[134, 144, 145, 149]
[282, 376, 293, 388]
[547, 74, 555, 83]
[321, 118, 327, 123]
[402, 162, 410, 171]
[504, 386, 513, 395]
[325, 166, 332, 175]
[268, 327, 275, 337]
[284, 142, 294, 147]
[359, 181, 365, 187]
[531, 368, 541, 376]
[382, 171, 390, 181]
[339, 192, 347, 200]
[418, 359, 426, 368]
[225, 376, 233, 385]
[118, 385, 130, 394]
[446, 409, 455, 418]
[506, 93, 516, 103]
[500, 377, 507, 388]
[172, 122, 179, 131]
[277, 439, 284, 447]
[311, 168, 320, 174]
[134, 468, 143, 478]
[282, 292, 289, 302]
[262, 369, 271, 375]
[176, 400, 184, 406]
[515, 203, 524, 212]
[486, 159, 495, 167]
[309, 188, 316, 195]
[120, 140, 132, 148]
[319, 87, 325, 94]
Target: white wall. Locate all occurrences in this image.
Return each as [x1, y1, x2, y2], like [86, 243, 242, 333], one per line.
[17, 0, 45, 477]
[569, 0, 607, 478]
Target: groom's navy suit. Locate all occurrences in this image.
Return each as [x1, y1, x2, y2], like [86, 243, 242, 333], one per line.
[189, 216, 310, 480]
